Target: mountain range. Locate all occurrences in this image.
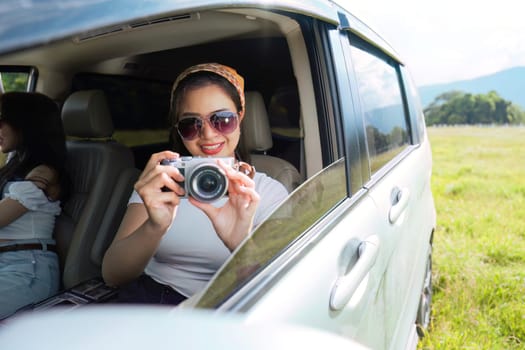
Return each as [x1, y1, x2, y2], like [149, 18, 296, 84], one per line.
[418, 66, 525, 109]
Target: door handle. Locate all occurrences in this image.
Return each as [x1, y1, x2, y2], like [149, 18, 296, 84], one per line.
[330, 235, 380, 311]
[389, 187, 410, 224]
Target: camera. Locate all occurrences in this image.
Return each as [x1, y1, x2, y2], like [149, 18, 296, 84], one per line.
[160, 156, 234, 203]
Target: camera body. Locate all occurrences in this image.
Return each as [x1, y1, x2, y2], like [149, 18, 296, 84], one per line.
[161, 156, 234, 203]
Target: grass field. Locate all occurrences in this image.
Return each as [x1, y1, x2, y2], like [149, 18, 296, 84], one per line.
[419, 126, 525, 349]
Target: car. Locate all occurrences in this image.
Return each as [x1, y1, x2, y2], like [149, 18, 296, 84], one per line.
[0, 0, 436, 349]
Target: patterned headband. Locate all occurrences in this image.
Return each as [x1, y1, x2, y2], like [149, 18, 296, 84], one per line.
[170, 62, 245, 115]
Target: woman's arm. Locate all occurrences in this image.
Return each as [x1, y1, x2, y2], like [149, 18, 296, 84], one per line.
[102, 151, 185, 286]
[26, 165, 61, 200]
[0, 198, 28, 227]
[0, 164, 58, 227]
[101, 203, 165, 286]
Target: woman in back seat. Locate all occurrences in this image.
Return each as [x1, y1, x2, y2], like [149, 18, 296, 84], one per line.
[102, 63, 288, 304]
[0, 92, 69, 319]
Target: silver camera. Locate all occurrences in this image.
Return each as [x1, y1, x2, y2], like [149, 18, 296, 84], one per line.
[161, 156, 234, 203]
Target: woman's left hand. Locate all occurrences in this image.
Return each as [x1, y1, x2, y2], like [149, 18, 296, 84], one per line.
[189, 159, 260, 251]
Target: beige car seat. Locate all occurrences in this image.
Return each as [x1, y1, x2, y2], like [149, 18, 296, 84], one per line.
[55, 90, 139, 289]
[242, 91, 302, 192]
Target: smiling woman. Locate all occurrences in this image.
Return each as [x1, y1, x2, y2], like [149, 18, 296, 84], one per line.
[101, 62, 289, 304]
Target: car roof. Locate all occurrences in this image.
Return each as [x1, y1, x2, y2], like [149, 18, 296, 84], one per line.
[0, 0, 338, 55]
[0, 0, 399, 61]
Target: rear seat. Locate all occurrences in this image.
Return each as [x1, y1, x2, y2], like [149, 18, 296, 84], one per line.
[55, 89, 140, 289]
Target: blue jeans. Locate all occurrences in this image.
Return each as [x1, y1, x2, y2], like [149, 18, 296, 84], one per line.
[0, 246, 59, 319]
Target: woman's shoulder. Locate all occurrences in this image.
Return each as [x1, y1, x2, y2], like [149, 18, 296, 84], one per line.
[25, 164, 60, 200]
[26, 165, 58, 183]
[4, 180, 61, 213]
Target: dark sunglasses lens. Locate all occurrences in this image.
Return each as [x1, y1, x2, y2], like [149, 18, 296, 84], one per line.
[177, 118, 200, 140]
[210, 112, 238, 134]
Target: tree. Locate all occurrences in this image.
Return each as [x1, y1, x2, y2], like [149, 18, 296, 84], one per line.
[0, 72, 28, 92]
[424, 90, 525, 125]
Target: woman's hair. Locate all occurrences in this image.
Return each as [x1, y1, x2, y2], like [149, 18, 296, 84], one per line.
[168, 70, 249, 162]
[0, 91, 69, 200]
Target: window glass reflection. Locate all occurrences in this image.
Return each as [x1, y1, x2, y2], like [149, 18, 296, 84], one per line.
[196, 158, 347, 308]
[350, 44, 409, 173]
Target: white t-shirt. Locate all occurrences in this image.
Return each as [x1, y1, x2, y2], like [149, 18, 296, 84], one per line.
[128, 172, 288, 297]
[0, 181, 61, 240]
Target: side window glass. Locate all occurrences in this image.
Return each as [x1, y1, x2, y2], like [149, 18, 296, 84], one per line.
[196, 158, 346, 308]
[350, 43, 409, 173]
[0, 70, 30, 93]
[401, 66, 426, 141]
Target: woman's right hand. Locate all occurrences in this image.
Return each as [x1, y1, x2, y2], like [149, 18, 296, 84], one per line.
[134, 150, 186, 232]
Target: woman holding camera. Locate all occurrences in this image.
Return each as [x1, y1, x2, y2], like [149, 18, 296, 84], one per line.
[102, 63, 288, 304]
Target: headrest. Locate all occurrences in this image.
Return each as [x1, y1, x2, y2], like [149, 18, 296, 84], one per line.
[242, 91, 273, 152]
[62, 90, 114, 138]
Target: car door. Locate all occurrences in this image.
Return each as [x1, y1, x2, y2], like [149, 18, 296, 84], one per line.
[340, 25, 436, 349]
[192, 18, 396, 350]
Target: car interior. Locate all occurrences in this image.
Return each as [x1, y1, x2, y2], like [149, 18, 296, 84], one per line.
[0, 8, 327, 311]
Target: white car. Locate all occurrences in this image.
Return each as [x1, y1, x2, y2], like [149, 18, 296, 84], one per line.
[0, 1, 436, 349]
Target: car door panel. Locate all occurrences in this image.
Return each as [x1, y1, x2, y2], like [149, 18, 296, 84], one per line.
[243, 193, 388, 350]
[366, 142, 434, 349]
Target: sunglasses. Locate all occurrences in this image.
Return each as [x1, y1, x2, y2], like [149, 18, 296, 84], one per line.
[175, 111, 239, 141]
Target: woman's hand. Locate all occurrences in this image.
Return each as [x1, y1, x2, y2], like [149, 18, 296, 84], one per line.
[135, 150, 186, 233]
[190, 159, 260, 251]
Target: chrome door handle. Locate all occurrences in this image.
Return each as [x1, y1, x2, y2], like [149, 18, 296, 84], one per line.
[329, 235, 380, 311]
[389, 187, 410, 223]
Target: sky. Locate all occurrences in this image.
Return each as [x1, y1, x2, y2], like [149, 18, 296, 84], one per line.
[336, 0, 525, 87]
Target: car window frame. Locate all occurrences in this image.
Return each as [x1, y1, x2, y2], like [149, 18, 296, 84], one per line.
[336, 29, 422, 186]
[400, 65, 425, 144]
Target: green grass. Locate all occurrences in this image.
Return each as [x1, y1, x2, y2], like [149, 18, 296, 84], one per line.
[419, 126, 525, 349]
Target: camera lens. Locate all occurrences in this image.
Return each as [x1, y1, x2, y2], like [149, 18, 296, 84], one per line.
[188, 164, 228, 203]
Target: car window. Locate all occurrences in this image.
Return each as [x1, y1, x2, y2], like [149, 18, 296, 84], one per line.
[401, 65, 426, 142]
[0, 67, 33, 93]
[1, 72, 28, 91]
[348, 38, 410, 174]
[196, 158, 346, 309]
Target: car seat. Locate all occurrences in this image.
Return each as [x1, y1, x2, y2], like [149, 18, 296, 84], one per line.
[54, 90, 140, 289]
[267, 86, 304, 173]
[242, 91, 302, 192]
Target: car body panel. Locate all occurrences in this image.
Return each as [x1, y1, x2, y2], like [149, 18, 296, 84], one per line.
[239, 193, 388, 349]
[0, 306, 371, 350]
[365, 143, 435, 350]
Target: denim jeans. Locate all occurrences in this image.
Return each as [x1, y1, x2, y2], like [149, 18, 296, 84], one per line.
[0, 247, 59, 319]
